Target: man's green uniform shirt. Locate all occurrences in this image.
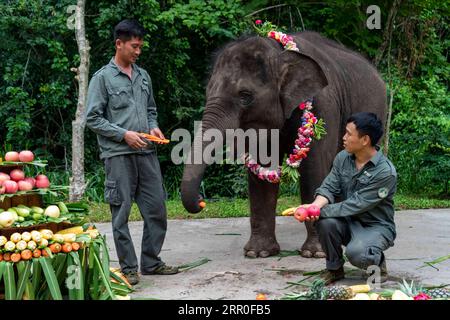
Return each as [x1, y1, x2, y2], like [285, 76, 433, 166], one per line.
[86, 58, 158, 159]
[315, 148, 397, 240]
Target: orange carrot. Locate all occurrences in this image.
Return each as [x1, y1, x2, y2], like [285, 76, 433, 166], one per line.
[3, 253, 11, 261]
[62, 243, 72, 253]
[139, 133, 170, 144]
[33, 249, 42, 258]
[41, 248, 50, 257]
[49, 243, 61, 254]
[11, 252, 21, 263]
[71, 242, 80, 251]
[21, 249, 32, 260]
[0, 253, 3, 261]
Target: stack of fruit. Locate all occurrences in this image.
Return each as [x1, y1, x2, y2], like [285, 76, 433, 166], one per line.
[281, 278, 450, 300]
[0, 150, 51, 195]
[0, 228, 82, 263]
[0, 202, 88, 228]
[0, 224, 132, 300]
[0, 171, 50, 194]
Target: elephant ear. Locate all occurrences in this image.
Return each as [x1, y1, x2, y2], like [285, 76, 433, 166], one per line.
[278, 51, 328, 119]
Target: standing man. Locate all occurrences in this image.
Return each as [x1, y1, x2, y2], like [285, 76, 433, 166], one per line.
[298, 112, 397, 285]
[86, 19, 178, 285]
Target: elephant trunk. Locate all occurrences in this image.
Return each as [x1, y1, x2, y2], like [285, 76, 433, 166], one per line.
[181, 101, 237, 213]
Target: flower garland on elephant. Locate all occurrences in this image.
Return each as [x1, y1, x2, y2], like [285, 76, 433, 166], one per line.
[245, 21, 327, 184]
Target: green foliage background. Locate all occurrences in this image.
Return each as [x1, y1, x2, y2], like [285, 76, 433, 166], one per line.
[0, 0, 448, 199]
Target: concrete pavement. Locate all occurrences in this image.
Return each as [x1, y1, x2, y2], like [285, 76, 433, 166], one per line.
[96, 208, 450, 300]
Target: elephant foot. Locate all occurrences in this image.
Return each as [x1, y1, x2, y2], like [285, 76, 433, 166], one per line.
[244, 235, 280, 258]
[300, 237, 326, 259]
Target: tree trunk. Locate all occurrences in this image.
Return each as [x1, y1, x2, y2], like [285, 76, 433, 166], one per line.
[383, 88, 394, 156]
[70, 0, 90, 201]
[375, 0, 402, 67]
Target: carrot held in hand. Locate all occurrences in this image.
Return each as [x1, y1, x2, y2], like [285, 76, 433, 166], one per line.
[139, 133, 170, 144]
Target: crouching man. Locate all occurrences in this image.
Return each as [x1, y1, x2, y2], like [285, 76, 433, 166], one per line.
[299, 112, 397, 285]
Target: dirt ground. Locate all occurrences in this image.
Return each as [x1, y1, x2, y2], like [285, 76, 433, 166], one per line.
[96, 208, 450, 300]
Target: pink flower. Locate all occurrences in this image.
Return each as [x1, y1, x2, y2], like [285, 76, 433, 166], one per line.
[414, 293, 431, 300]
[299, 102, 306, 110]
[302, 129, 311, 137]
[255, 20, 262, 25]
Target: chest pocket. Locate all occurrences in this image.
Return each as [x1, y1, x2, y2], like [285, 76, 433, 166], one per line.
[355, 175, 371, 189]
[108, 86, 132, 109]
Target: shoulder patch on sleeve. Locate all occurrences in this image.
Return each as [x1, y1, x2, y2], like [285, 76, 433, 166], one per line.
[378, 187, 389, 199]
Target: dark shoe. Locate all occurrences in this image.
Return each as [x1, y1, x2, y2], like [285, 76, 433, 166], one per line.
[319, 267, 345, 285]
[142, 264, 179, 275]
[123, 271, 139, 285]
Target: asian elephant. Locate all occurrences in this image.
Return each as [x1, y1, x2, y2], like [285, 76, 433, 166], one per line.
[180, 31, 387, 258]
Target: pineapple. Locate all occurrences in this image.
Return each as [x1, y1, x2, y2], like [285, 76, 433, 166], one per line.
[398, 279, 422, 297]
[326, 285, 353, 300]
[425, 288, 450, 299]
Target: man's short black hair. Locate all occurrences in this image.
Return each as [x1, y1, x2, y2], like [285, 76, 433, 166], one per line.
[347, 112, 383, 146]
[114, 19, 145, 42]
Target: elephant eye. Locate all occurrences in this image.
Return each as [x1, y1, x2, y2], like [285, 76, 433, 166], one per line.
[239, 90, 253, 106]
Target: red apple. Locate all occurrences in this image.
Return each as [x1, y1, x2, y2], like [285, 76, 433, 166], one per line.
[294, 207, 309, 222]
[35, 178, 50, 189]
[23, 177, 36, 188]
[9, 169, 25, 182]
[35, 174, 49, 181]
[18, 180, 33, 191]
[3, 180, 19, 193]
[19, 150, 34, 162]
[307, 205, 321, 217]
[4, 151, 20, 162]
[0, 172, 10, 184]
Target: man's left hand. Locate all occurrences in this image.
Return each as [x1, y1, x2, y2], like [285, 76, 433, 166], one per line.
[150, 128, 166, 144]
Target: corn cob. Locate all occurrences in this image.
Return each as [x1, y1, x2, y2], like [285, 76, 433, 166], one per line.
[56, 225, 84, 235]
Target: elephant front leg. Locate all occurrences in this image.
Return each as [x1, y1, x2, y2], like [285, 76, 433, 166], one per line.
[244, 171, 280, 258]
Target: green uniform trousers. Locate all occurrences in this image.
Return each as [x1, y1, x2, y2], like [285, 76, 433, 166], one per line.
[316, 217, 394, 271]
[104, 153, 167, 274]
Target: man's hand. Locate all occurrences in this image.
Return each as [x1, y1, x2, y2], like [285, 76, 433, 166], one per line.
[295, 204, 320, 223]
[149, 128, 166, 144]
[124, 131, 148, 149]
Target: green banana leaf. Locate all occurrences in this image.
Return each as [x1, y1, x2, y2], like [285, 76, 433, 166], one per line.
[111, 282, 133, 296]
[0, 260, 5, 283]
[16, 260, 32, 300]
[31, 258, 42, 295]
[67, 251, 85, 300]
[39, 257, 63, 300]
[4, 262, 17, 300]
[53, 253, 68, 286]
[92, 250, 116, 300]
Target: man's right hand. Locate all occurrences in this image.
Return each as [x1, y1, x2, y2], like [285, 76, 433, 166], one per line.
[124, 131, 148, 149]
